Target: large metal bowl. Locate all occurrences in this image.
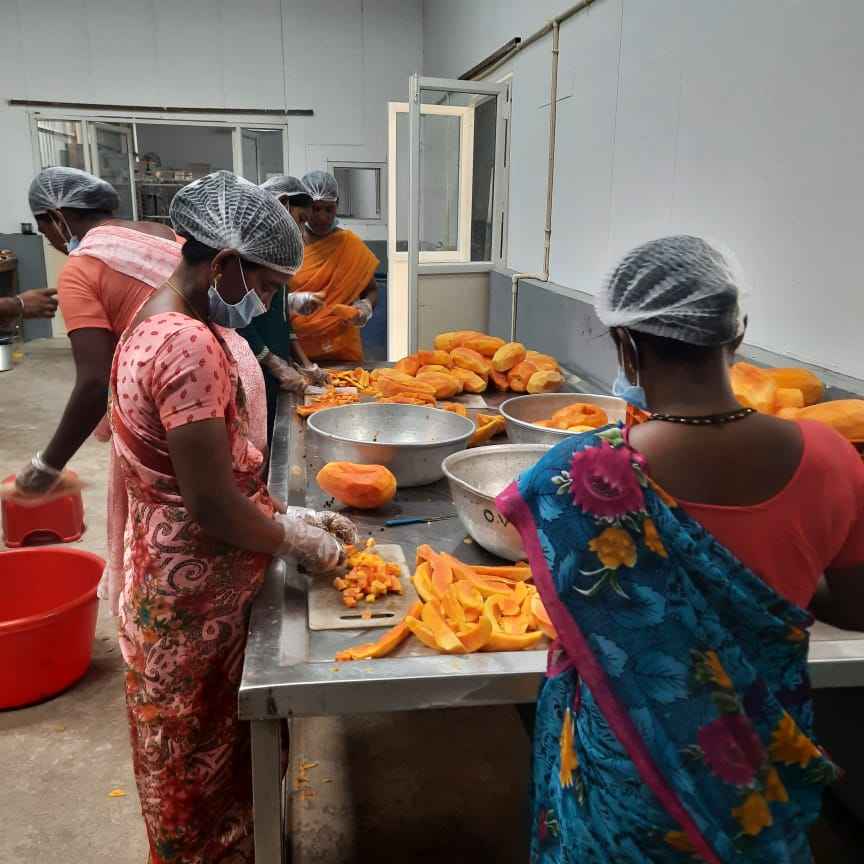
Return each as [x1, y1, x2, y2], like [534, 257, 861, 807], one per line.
[307, 402, 475, 487]
[500, 393, 626, 446]
[442, 444, 551, 561]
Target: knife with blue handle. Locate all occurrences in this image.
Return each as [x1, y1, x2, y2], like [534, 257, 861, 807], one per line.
[384, 514, 457, 527]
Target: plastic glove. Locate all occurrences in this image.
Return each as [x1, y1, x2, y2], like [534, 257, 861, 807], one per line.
[287, 291, 326, 316]
[351, 298, 373, 327]
[262, 353, 306, 393]
[283, 506, 360, 547]
[276, 512, 344, 573]
[14, 453, 61, 496]
[298, 363, 329, 387]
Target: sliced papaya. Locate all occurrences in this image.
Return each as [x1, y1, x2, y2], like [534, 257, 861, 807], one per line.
[412, 561, 434, 603]
[511, 581, 530, 606]
[440, 551, 478, 583]
[421, 601, 466, 653]
[530, 594, 557, 640]
[416, 544, 454, 598]
[483, 630, 545, 652]
[469, 574, 516, 598]
[441, 585, 466, 627]
[335, 601, 423, 661]
[501, 616, 531, 636]
[472, 564, 532, 582]
[459, 614, 493, 652]
[453, 580, 484, 614]
[405, 616, 439, 650]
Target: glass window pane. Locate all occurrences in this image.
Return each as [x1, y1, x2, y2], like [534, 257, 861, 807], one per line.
[471, 97, 497, 262]
[92, 124, 134, 219]
[395, 112, 461, 253]
[332, 166, 381, 220]
[134, 124, 233, 224]
[241, 128, 283, 184]
[37, 120, 85, 170]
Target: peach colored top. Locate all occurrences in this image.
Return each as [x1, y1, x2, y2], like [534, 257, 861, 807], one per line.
[681, 420, 864, 607]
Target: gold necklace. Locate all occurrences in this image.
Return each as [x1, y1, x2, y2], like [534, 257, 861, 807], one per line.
[164, 278, 205, 323]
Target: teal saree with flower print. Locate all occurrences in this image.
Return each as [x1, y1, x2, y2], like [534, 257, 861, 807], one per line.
[497, 427, 838, 863]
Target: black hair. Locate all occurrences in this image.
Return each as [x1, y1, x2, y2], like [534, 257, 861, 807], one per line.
[632, 331, 729, 364]
[179, 234, 219, 264]
[289, 194, 312, 208]
[178, 233, 261, 269]
[36, 207, 113, 222]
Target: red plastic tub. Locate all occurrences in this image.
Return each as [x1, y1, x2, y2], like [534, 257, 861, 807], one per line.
[0, 547, 104, 709]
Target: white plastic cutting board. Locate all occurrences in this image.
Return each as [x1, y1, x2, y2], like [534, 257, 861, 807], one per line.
[307, 544, 419, 631]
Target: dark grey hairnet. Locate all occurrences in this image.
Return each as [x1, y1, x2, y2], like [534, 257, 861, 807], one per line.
[595, 236, 745, 346]
[29, 167, 119, 216]
[169, 171, 303, 275]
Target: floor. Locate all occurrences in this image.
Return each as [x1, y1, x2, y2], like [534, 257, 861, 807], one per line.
[0, 339, 148, 863]
[1, 339, 861, 863]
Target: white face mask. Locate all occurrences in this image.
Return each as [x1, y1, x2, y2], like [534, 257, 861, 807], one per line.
[207, 260, 266, 329]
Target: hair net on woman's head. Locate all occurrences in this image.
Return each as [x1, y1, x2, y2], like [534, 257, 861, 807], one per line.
[28, 167, 119, 216]
[260, 174, 310, 201]
[169, 171, 304, 275]
[302, 170, 338, 202]
[595, 235, 746, 346]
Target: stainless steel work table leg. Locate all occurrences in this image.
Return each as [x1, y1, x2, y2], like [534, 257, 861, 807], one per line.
[251, 719, 284, 864]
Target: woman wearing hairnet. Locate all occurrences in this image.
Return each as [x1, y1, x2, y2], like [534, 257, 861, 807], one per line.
[11, 167, 274, 622]
[14, 167, 177, 497]
[288, 170, 379, 363]
[110, 171, 357, 862]
[239, 175, 327, 442]
[498, 237, 864, 862]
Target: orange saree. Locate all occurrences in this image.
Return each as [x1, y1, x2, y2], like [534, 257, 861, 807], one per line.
[290, 229, 378, 363]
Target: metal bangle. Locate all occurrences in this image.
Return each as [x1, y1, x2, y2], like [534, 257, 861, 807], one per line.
[32, 451, 61, 477]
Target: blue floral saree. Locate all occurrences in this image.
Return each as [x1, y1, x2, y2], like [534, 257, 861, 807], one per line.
[496, 427, 838, 864]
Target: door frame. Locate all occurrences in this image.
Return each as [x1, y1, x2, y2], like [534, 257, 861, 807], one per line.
[405, 74, 508, 353]
[387, 101, 474, 265]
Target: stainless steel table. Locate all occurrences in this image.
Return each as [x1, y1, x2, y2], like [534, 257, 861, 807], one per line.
[239, 385, 864, 864]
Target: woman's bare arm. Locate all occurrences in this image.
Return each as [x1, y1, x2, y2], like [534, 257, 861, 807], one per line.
[167, 419, 284, 555]
[809, 567, 864, 631]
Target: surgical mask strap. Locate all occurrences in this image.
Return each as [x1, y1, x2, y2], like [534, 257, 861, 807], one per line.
[619, 330, 641, 388]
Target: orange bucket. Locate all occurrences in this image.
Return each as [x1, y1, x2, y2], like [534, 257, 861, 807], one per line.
[0, 547, 104, 709]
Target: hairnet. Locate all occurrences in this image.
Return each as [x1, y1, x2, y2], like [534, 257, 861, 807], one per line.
[28, 167, 119, 216]
[169, 171, 304, 275]
[260, 174, 310, 202]
[595, 235, 745, 346]
[302, 170, 338, 202]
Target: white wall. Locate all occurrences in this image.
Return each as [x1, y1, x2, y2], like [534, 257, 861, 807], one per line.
[0, 0, 422, 242]
[423, 0, 864, 379]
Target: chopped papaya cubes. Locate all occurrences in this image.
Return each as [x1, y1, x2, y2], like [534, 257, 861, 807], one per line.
[335, 538, 403, 608]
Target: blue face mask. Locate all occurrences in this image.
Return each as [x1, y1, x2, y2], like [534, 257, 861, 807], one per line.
[611, 331, 648, 411]
[65, 236, 80, 253]
[208, 261, 266, 329]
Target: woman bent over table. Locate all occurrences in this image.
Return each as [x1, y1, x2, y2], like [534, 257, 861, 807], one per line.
[500, 237, 864, 863]
[110, 172, 358, 863]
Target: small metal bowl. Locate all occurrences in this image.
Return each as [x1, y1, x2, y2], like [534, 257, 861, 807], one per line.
[307, 402, 475, 487]
[500, 393, 626, 446]
[442, 444, 551, 561]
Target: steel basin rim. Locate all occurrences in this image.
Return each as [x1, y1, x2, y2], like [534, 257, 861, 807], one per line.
[307, 404, 475, 449]
[442, 444, 551, 500]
